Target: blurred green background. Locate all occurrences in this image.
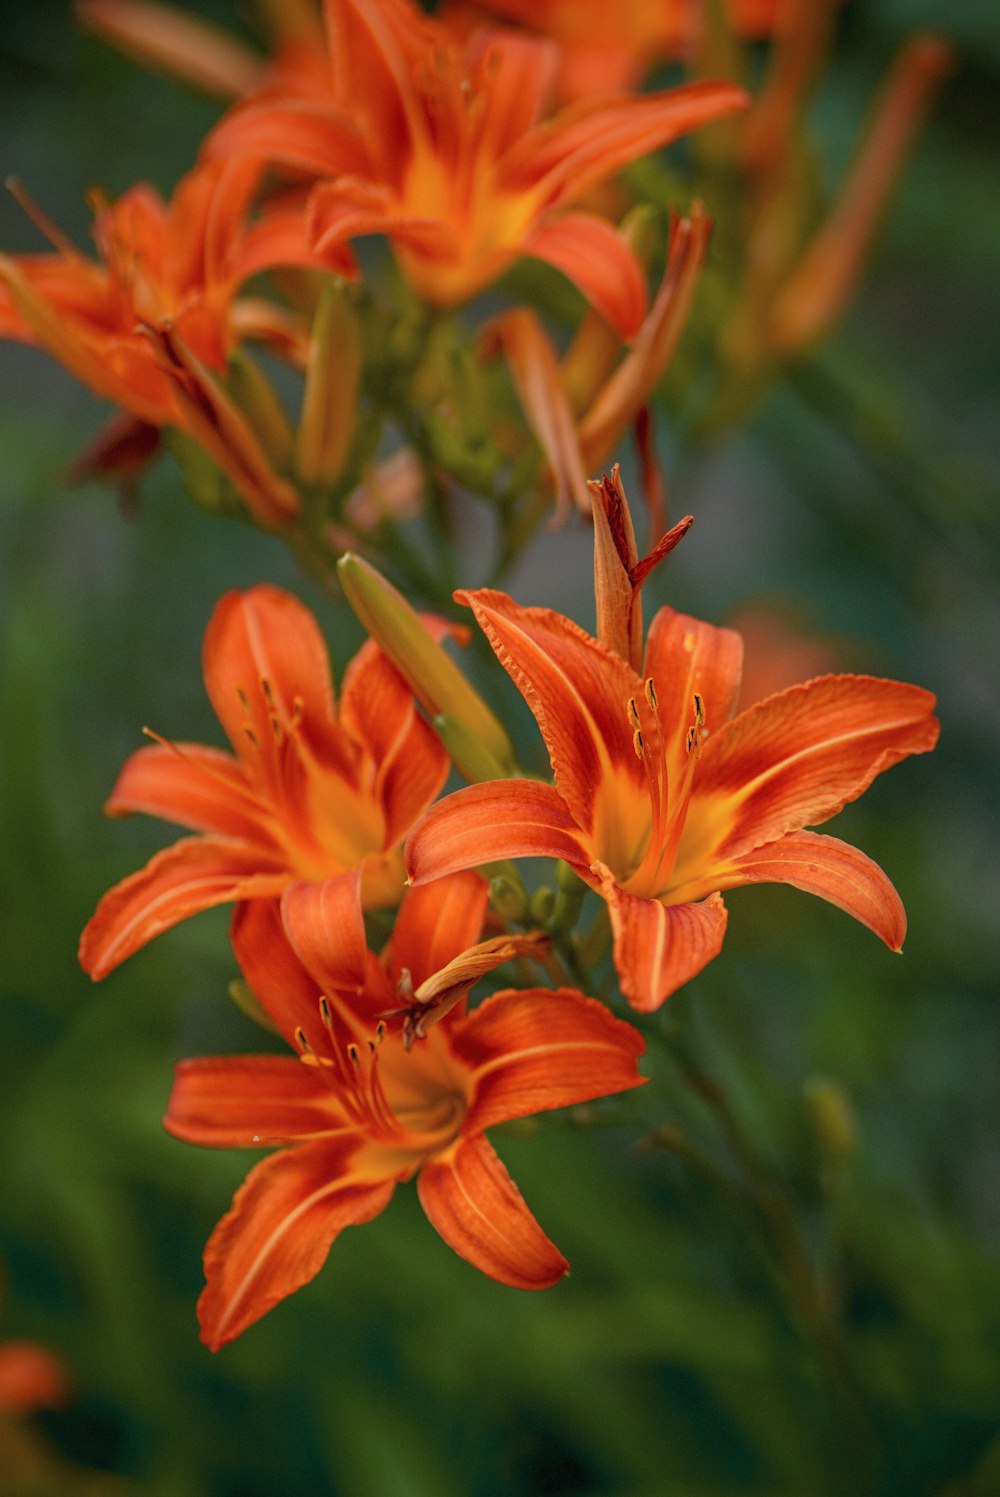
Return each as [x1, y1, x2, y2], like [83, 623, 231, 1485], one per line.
[1, 2, 998, 1493]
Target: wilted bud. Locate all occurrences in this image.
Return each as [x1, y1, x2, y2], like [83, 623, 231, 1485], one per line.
[338, 552, 516, 776]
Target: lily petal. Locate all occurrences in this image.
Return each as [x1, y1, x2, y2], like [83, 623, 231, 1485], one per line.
[455, 590, 644, 842]
[338, 640, 450, 848]
[490, 307, 590, 524]
[280, 867, 369, 1000]
[598, 874, 729, 1010]
[714, 828, 908, 950]
[231, 897, 332, 1047]
[165, 1055, 337, 1147]
[459, 988, 646, 1134]
[198, 1139, 394, 1349]
[417, 1134, 568, 1290]
[694, 674, 940, 862]
[523, 213, 647, 340]
[202, 585, 340, 784]
[508, 81, 749, 205]
[406, 780, 589, 885]
[105, 740, 270, 843]
[79, 836, 289, 980]
[643, 605, 744, 746]
[386, 871, 489, 992]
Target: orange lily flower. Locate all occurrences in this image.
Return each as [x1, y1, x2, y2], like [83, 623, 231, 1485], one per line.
[0, 158, 352, 489]
[79, 584, 448, 979]
[165, 871, 646, 1347]
[458, 0, 789, 100]
[407, 476, 940, 1012]
[203, 0, 747, 337]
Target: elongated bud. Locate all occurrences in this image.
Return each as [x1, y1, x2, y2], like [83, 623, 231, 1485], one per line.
[579, 206, 712, 472]
[433, 714, 512, 784]
[77, 0, 263, 98]
[489, 872, 530, 925]
[227, 351, 292, 464]
[561, 205, 658, 416]
[338, 553, 516, 775]
[804, 1076, 857, 1166]
[768, 34, 954, 355]
[296, 278, 360, 488]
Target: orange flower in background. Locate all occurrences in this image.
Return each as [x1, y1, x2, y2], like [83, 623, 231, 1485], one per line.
[203, 0, 747, 337]
[165, 872, 646, 1348]
[407, 474, 940, 1012]
[458, 0, 789, 100]
[0, 158, 349, 427]
[0, 159, 353, 521]
[79, 584, 448, 979]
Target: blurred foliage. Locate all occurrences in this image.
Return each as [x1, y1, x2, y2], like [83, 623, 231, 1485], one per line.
[1, 1, 999, 1494]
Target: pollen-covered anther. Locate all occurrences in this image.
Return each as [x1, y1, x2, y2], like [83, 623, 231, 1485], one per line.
[644, 677, 659, 711]
[293, 1025, 312, 1054]
[633, 728, 645, 760]
[318, 995, 332, 1029]
[346, 1042, 360, 1067]
[236, 686, 250, 711]
[693, 692, 705, 728]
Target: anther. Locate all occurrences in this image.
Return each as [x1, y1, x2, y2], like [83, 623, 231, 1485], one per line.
[243, 727, 259, 749]
[270, 713, 284, 744]
[236, 686, 250, 711]
[626, 697, 641, 729]
[260, 676, 274, 706]
[685, 725, 697, 754]
[375, 1020, 386, 1043]
[693, 692, 705, 727]
[319, 995, 331, 1027]
[347, 1042, 360, 1066]
[293, 1025, 311, 1053]
[291, 695, 304, 726]
[644, 677, 658, 711]
[633, 728, 645, 759]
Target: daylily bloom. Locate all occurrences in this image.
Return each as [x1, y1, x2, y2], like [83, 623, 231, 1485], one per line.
[165, 872, 646, 1347]
[79, 584, 448, 979]
[0, 159, 353, 519]
[203, 0, 747, 337]
[457, 0, 791, 101]
[407, 474, 940, 1011]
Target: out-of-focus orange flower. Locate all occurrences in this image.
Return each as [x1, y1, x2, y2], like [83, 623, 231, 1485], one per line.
[407, 471, 940, 1011]
[0, 160, 347, 425]
[165, 873, 646, 1348]
[0, 1343, 70, 1415]
[0, 160, 353, 521]
[203, 0, 746, 337]
[457, 0, 789, 100]
[79, 584, 448, 979]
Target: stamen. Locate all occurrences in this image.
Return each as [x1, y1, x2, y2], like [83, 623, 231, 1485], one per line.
[347, 1042, 360, 1066]
[644, 677, 659, 711]
[236, 686, 250, 711]
[243, 727, 259, 749]
[269, 713, 284, 745]
[626, 696, 641, 729]
[633, 728, 645, 760]
[260, 675, 274, 706]
[693, 692, 705, 728]
[318, 995, 332, 1029]
[293, 1025, 311, 1054]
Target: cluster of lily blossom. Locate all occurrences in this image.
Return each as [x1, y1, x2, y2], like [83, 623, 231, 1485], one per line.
[77, 467, 938, 1348]
[2, 0, 945, 1347]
